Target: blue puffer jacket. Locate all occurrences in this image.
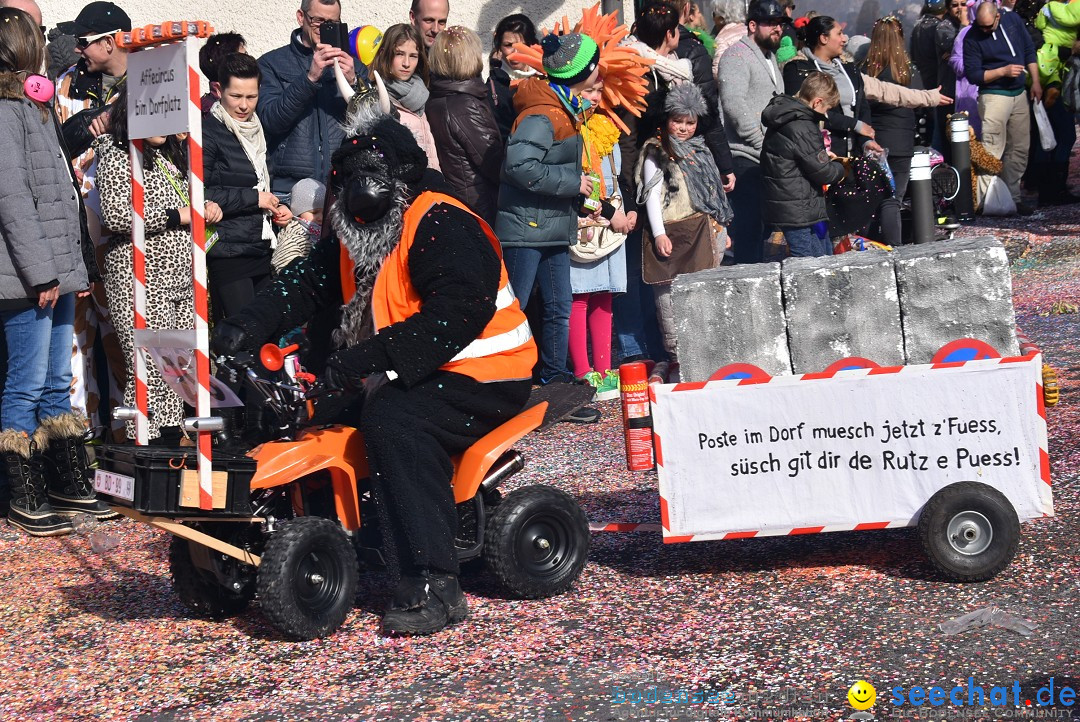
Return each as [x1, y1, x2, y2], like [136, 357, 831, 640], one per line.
[257, 30, 348, 200]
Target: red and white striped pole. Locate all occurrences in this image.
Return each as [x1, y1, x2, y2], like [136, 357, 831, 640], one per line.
[185, 37, 213, 510]
[129, 139, 149, 445]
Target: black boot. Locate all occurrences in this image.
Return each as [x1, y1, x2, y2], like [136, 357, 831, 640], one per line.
[39, 413, 117, 519]
[1, 429, 73, 536]
[381, 570, 468, 636]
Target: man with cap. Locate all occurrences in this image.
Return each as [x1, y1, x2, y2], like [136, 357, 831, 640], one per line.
[717, 0, 787, 264]
[211, 83, 537, 636]
[494, 32, 604, 420]
[55, 0, 132, 441]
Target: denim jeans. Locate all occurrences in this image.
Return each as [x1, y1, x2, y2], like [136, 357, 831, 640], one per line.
[503, 245, 572, 383]
[728, 157, 767, 264]
[0, 292, 75, 434]
[612, 227, 667, 362]
[785, 227, 832, 257]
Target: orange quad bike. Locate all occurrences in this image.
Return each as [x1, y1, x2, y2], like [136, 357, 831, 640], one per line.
[93, 343, 591, 640]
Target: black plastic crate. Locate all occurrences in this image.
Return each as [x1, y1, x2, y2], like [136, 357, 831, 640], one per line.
[94, 445, 255, 517]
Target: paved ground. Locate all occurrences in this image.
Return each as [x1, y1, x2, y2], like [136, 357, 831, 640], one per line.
[1, 203, 1078, 721]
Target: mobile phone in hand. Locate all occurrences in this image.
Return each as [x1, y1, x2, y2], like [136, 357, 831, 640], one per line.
[319, 20, 350, 52]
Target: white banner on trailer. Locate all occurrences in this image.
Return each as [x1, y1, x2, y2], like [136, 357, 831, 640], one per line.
[651, 357, 1051, 541]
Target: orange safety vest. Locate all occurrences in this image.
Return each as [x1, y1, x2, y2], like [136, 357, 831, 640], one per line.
[339, 191, 537, 383]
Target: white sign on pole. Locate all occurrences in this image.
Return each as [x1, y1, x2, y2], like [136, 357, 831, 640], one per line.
[127, 42, 190, 139]
[651, 357, 1051, 541]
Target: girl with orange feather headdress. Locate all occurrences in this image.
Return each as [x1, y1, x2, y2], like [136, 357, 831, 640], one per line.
[507, 5, 654, 398]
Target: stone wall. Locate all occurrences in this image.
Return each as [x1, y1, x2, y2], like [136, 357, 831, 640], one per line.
[671, 237, 1019, 381]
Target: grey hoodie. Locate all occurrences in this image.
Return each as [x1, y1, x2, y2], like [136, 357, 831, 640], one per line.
[718, 34, 783, 163]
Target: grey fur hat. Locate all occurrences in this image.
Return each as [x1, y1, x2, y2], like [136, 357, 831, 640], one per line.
[664, 82, 709, 119]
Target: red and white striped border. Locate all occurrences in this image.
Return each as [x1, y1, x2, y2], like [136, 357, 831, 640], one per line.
[129, 139, 149, 445]
[598, 353, 1050, 542]
[185, 39, 213, 510]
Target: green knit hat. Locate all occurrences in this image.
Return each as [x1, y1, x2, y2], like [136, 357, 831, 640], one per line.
[541, 32, 600, 86]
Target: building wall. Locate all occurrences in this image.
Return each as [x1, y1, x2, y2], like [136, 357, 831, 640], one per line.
[40, 0, 623, 59]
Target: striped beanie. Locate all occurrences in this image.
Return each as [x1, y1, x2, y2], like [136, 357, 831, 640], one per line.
[541, 32, 600, 86]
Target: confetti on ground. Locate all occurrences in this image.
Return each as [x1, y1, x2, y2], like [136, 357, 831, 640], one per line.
[2, 196, 1080, 721]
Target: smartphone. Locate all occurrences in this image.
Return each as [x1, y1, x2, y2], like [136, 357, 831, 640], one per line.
[319, 20, 350, 52]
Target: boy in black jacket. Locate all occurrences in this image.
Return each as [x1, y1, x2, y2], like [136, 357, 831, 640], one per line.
[761, 71, 847, 257]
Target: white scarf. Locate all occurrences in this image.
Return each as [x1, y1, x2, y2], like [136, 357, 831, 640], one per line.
[210, 101, 274, 243]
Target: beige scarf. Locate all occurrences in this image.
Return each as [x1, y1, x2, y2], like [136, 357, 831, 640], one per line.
[210, 101, 274, 243]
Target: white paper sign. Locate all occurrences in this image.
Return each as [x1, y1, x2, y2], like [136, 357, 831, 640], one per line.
[651, 357, 1051, 541]
[134, 329, 242, 408]
[127, 42, 189, 139]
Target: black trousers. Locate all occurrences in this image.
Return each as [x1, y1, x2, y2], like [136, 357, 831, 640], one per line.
[728, 157, 767, 264]
[359, 372, 532, 576]
[209, 271, 271, 324]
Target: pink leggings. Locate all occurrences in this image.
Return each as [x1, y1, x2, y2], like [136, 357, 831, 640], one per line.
[568, 291, 613, 378]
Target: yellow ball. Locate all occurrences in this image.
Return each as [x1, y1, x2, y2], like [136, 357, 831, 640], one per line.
[349, 25, 383, 65]
[848, 680, 877, 711]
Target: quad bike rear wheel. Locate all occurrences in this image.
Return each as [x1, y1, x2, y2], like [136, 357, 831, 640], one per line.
[918, 481, 1020, 582]
[169, 534, 255, 619]
[257, 516, 358, 640]
[484, 485, 589, 598]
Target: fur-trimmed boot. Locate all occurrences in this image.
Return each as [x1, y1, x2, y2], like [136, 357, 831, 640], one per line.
[0, 429, 73, 536]
[39, 413, 117, 519]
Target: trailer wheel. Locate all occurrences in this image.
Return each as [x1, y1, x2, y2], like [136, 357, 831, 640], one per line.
[484, 485, 589, 598]
[918, 482, 1020, 582]
[169, 536, 254, 619]
[257, 516, 357, 640]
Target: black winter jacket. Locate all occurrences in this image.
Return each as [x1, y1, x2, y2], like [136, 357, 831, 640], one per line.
[867, 64, 919, 159]
[257, 30, 349, 199]
[783, 55, 871, 159]
[760, 95, 846, 229]
[202, 115, 271, 261]
[675, 26, 735, 177]
[486, 59, 518, 143]
[427, 75, 503, 225]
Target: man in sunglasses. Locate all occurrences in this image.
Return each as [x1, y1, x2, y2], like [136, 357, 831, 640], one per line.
[963, 0, 1041, 215]
[54, 0, 132, 442]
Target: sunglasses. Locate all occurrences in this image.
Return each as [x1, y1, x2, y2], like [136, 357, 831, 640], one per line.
[76, 29, 119, 49]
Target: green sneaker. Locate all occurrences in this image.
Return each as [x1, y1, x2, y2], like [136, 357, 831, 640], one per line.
[581, 371, 603, 389]
[594, 369, 620, 401]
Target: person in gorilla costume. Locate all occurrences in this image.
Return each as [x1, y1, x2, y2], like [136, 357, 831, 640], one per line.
[211, 80, 537, 636]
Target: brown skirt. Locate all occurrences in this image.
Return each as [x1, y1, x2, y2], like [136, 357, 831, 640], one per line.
[642, 212, 716, 285]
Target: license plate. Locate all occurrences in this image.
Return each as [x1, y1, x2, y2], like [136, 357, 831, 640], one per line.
[94, 469, 135, 502]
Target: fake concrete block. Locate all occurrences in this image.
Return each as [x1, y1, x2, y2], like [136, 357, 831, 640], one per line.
[893, 236, 1019, 364]
[781, 251, 905, 374]
[671, 263, 791, 381]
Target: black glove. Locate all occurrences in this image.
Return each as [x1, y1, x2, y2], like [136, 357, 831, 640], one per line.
[323, 358, 364, 393]
[211, 319, 251, 358]
[61, 105, 111, 160]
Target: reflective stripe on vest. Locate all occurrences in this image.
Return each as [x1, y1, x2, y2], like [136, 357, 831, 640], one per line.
[361, 191, 537, 383]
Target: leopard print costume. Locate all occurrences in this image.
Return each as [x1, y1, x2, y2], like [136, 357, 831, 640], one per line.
[93, 137, 195, 440]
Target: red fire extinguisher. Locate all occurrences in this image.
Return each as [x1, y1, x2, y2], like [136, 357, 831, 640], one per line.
[620, 362, 654, 471]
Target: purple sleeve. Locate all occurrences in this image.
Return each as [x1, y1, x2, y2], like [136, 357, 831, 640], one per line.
[950, 26, 969, 77]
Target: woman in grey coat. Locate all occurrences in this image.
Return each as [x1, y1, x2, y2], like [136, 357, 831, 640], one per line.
[0, 8, 112, 537]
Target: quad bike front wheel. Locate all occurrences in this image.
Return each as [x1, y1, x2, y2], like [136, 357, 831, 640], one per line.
[257, 517, 358, 640]
[169, 535, 255, 619]
[484, 485, 590, 599]
[918, 481, 1020, 582]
